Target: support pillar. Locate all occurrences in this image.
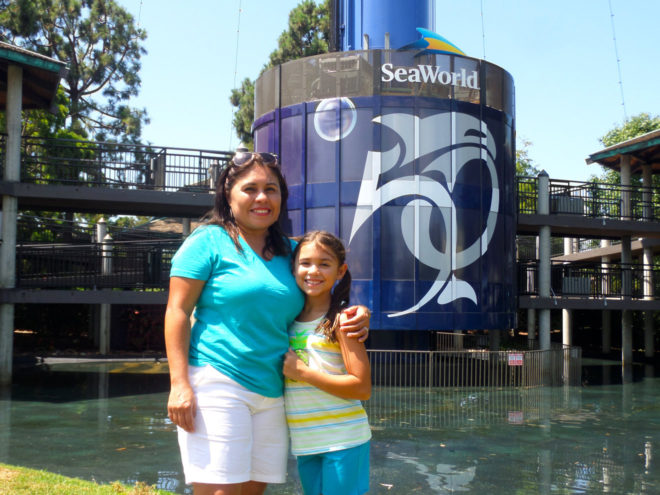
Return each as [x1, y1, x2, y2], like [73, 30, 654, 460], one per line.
[527, 308, 536, 349]
[99, 234, 113, 355]
[562, 237, 572, 350]
[621, 235, 632, 369]
[0, 65, 23, 386]
[619, 158, 632, 372]
[620, 155, 631, 220]
[182, 218, 191, 237]
[641, 164, 655, 360]
[488, 330, 500, 351]
[562, 309, 572, 347]
[642, 163, 652, 221]
[643, 246, 654, 359]
[537, 171, 551, 351]
[602, 310, 612, 355]
[601, 240, 611, 354]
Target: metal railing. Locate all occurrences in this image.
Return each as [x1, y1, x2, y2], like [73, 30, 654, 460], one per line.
[519, 260, 660, 298]
[365, 385, 576, 430]
[16, 214, 184, 244]
[368, 346, 581, 388]
[517, 176, 660, 221]
[0, 136, 232, 192]
[15, 240, 180, 289]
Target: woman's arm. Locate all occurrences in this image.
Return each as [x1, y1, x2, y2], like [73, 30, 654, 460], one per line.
[165, 276, 205, 433]
[283, 314, 371, 401]
[338, 305, 371, 342]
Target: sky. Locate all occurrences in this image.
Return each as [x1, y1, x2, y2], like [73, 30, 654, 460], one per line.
[120, 0, 660, 183]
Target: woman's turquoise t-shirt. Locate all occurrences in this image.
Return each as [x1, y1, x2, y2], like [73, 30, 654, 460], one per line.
[170, 225, 304, 397]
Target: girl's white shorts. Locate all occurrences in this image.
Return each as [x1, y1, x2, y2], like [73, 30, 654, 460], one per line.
[177, 365, 289, 485]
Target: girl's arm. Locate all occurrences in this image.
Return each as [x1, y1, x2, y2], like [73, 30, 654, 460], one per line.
[165, 276, 205, 433]
[283, 314, 372, 401]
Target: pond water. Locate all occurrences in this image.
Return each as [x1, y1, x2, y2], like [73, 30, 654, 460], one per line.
[1, 359, 659, 494]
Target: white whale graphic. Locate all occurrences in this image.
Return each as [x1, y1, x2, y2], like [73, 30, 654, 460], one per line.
[348, 111, 499, 317]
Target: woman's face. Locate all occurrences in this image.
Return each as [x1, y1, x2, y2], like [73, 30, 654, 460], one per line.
[226, 164, 282, 237]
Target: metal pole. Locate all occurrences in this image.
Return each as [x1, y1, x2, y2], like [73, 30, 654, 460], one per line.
[621, 236, 632, 371]
[99, 234, 113, 354]
[0, 64, 22, 386]
[537, 171, 551, 351]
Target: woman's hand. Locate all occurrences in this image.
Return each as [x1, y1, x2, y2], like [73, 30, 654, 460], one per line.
[283, 349, 309, 381]
[339, 305, 371, 342]
[167, 381, 197, 433]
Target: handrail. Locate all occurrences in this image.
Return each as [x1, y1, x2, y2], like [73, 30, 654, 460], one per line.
[519, 259, 660, 299]
[0, 136, 233, 193]
[516, 176, 660, 221]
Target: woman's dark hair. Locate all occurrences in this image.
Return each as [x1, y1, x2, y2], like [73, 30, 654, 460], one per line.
[292, 230, 352, 342]
[205, 154, 290, 258]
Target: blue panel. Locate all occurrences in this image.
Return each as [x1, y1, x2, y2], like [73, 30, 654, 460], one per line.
[340, 206, 373, 279]
[306, 207, 335, 233]
[340, 181, 361, 205]
[286, 209, 303, 237]
[381, 280, 416, 312]
[380, 205, 415, 280]
[287, 184, 304, 210]
[306, 182, 338, 208]
[280, 115, 303, 187]
[306, 108, 337, 184]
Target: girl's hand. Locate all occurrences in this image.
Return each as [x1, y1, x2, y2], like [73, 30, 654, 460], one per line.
[283, 349, 309, 381]
[339, 305, 371, 342]
[167, 382, 196, 433]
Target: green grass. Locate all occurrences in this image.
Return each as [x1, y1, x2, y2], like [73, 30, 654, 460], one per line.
[0, 463, 175, 494]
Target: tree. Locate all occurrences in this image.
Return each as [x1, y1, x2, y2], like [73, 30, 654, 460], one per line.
[599, 113, 660, 148]
[0, 0, 148, 142]
[230, 78, 255, 149]
[516, 138, 541, 177]
[229, 0, 330, 147]
[590, 113, 660, 185]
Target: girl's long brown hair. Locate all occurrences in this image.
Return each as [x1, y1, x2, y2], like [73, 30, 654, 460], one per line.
[205, 156, 290, 258]
[293, 230, 352, 342]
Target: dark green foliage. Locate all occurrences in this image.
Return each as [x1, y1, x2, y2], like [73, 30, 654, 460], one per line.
[0, 0, 149, 142]
[591, 113, 660, 185]
[229, 78, 255, 150]
[599, 113, 660, 148]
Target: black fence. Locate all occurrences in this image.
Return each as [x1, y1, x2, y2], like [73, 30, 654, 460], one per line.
[517, 176, 660, 220]
[519, 260, 660, 299]
[1, 136, 233, 192]
[16, 240, 180, 290]
[16, 214, 184, 244]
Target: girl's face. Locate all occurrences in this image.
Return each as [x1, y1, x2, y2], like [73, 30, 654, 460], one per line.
[226, 164, 281, 237]
[294, 241, 347, 300]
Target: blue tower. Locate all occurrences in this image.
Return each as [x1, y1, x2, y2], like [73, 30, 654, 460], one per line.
[253, 0, 516, 334]
[335, 0, 435, 51]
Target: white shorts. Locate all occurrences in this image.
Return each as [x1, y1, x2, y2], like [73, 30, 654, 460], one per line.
[177, 365, 289, 485]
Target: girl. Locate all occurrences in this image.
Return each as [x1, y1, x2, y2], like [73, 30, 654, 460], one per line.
[283, 230, 372, 495]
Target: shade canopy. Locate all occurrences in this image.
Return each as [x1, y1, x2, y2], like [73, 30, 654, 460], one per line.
[0, 41, 67, 111]
[586, 129, 660, 175]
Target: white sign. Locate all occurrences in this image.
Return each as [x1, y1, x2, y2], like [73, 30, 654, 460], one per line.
[381, 63, 479, 89]
[508, 353, 524, 366]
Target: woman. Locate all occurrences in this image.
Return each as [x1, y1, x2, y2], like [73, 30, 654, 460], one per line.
[165, 149, 370, 495]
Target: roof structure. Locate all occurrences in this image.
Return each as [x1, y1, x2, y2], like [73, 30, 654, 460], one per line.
[586, 129, 660, 175]
[0, 41, 67, 111]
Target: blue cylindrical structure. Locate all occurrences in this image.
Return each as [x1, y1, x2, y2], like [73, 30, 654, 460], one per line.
[339, 0, 435, 50]
[254, 49, 516, 331]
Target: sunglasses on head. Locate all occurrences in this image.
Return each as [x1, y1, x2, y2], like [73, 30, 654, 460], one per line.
[232, 148, 279, 167]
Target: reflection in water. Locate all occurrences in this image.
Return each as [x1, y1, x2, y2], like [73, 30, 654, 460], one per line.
[0, 360, 658, 494]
